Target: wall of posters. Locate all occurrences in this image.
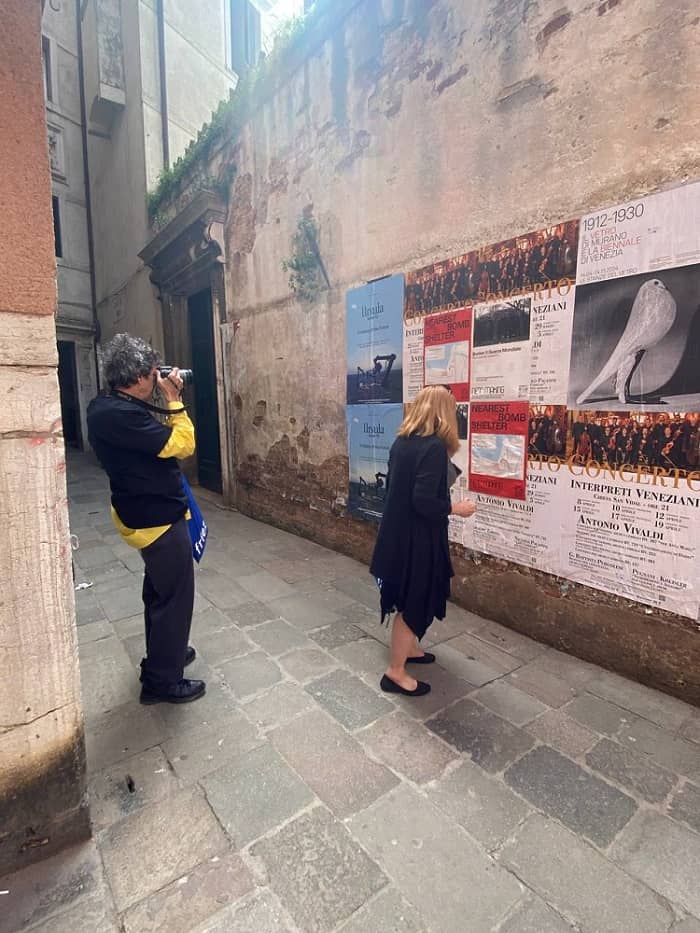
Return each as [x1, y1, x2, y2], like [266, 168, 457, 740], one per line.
[344, 178, 700, 620]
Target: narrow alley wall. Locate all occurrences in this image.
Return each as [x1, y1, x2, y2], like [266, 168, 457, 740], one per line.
[0, 0, 89, 874]
[179, 0, 700, 700]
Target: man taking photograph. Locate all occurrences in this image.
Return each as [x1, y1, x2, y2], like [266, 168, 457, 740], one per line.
[87, 333, 205, 704]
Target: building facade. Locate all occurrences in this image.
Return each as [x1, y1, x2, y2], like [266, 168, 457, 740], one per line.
[42, 0, 269, 446]
[138, 0, 700, 704]
[41, 0, 99, 450]
[0, 0, 88, 876]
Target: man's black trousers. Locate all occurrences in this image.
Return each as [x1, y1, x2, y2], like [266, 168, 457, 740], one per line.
[139, 517, 194, 691]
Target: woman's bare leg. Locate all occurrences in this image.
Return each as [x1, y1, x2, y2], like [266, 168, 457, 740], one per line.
[385, 613, 418, 690]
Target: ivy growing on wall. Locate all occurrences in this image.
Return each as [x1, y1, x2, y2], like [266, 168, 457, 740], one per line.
[146, 0, 339, 221]
[283, 215, 325, 302]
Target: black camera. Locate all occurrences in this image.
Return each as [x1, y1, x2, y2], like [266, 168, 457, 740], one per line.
[159, 366, 194, 386]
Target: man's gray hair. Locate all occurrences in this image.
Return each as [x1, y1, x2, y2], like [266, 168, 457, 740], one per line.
[101, 334, 161, 390]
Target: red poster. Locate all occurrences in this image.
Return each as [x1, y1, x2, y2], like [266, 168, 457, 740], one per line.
[469, 401, 529, 500]
[423, 307, 472, 401]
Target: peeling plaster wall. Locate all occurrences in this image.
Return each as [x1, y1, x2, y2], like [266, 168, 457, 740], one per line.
[0, 0, 88, 875]
[221, 0, 700, 701]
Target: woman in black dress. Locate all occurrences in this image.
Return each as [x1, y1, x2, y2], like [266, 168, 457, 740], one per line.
[370, 386, 476, 697]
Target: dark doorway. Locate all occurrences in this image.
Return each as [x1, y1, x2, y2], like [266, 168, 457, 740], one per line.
[57, 340, 82, 448]
[188, 289, 222, 493]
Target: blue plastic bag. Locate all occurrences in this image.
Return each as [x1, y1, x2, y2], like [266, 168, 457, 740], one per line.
[182, 475, 208, 563]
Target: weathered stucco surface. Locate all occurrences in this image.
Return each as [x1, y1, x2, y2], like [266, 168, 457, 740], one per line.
[0, 0, 88, 875]
[150, 0, 700, 702]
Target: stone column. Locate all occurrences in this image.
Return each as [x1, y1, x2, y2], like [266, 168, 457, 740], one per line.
[0, 0, 89, 875]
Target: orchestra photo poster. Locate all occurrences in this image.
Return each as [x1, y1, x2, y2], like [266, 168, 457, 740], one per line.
[346, 403, 403, 521]
[469, 401, 529, 500]
[404, 219, 579, 316]
[346, 274, 404, 405]
[423, 306, 472, 401]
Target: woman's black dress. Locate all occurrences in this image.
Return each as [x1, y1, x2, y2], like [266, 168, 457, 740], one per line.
[369, 434, 453, 640]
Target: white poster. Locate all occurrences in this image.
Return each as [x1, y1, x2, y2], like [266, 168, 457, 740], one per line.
[577, 180, 700, 286]
[471, 297, 532, 401]
[559, 468, 700, 619]
[460, 467, 565, 574]
[402, 316, 425, 403]
[529, 286, 576, 405]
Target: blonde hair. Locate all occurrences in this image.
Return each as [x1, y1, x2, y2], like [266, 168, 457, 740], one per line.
[398, 385, 459, 456]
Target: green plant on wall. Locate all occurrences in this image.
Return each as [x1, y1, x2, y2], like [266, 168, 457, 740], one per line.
[145, 0, 338, 221]
[283, 215, 326, 302]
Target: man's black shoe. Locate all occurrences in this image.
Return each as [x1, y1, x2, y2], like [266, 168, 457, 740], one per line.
[185, 646, 196, 667]
[140, 678, 206, 705]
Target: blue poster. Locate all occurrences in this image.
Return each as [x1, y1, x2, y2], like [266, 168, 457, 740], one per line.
[346, 275, 404, 405]
[346, 403, 403, 521]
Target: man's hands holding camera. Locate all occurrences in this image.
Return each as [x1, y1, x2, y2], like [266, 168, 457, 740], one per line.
[157, 366, 184, 402]
[452, 498, 477, 519]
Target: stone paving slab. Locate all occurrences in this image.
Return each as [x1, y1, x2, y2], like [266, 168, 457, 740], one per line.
[337, 886, 427, 933]
[267, 593, 342, 632]
[505, 663, 579, 708]
[192, 623, 255, 664]
[618, 716, 700, 780]
[1, 841, 108, 933]
[98, 787, 228, 912]
[251, 807, 387, 933]
[22, 894, 120, 933]
[680, 711, 700, 745]
[587, 668, 693, 731]
[525, 708, 598, 759]
[271, 710, 399, 818]
[358, 710, 459, 784]
[278, 646, 339, 681]
[121, 852, 254, 933]
[84, 701, 167, 773]
[390, 665, 475, 719]
[241, 681, 317, 732]
[215, 651, 283, 699]
[669, 781, 700, 834]
[505, 746, 638, 847]
[499, 814, 675, 933]
[331, 636, 389, 675]
[162, 714, 263, 783]
[427, 698, 535, 772]
[309, 620, 367, 650]
[246, 618, 314, 655]
[349, 784, 523, 933]
[436, 637, 521, 687]
[88, 746, 179, 833]
[496, 896, 574, 932]
[471, 680, 548, 726]
[611, 810, 700, 918]
[585, 736, 678, 803]
[226, 600, 283, 627]
[305, 669, 393, 731]
[201, 744, 315, 847]
[192, 890, 297, 933]
[427, 758, 532, 852]
[560, 693, 632, 736]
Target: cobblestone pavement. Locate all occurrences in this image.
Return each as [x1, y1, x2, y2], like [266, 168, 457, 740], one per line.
[4, 453, 700, 933]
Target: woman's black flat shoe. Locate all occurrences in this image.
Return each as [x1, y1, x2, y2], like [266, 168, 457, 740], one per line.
[380, 674, 431, 697]
[407, 652, 436, 665]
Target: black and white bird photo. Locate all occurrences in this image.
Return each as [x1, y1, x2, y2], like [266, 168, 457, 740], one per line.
[568, 263, 700, 412]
